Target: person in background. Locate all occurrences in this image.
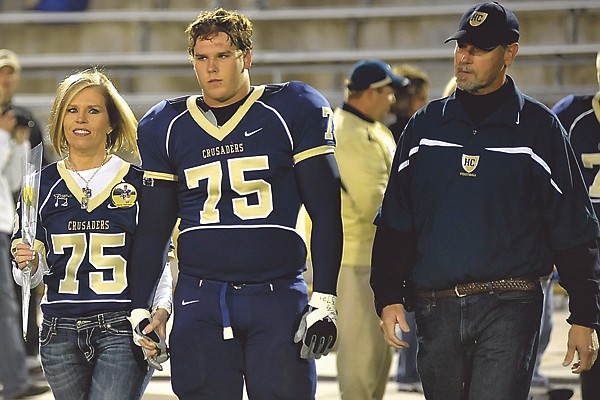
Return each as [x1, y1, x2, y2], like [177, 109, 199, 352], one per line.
[530, 270, 556, 392]
[334, 59, 407, 400]
[0, 49, 49, 361]
[0, 49, 47, 164]
[371, 3, 600, 400]
[11, 69, 172, 400]
[388, 64, 430, 143]
[126, 8, 342, 399]
[0, 87, 50, 400]
[551, 50, 600, 400]
[385, 63, 431, 393]
[34, 0, 89, 11]
[442, 76, 458, 98]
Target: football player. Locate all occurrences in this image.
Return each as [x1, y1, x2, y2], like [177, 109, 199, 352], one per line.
[127, 8, 342, 399]
[552, 50, 600, 400]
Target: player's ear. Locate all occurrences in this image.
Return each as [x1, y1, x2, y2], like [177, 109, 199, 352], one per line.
[243, 49, 252, 70]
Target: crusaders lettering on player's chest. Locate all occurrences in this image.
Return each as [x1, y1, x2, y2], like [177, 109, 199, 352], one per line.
[460, 154, 479, 177]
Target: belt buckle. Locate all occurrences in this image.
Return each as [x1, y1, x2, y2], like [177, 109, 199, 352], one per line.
[454, 285, 468, 297]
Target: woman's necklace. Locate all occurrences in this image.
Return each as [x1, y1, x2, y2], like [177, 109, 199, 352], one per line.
[67, 154, 110, 209]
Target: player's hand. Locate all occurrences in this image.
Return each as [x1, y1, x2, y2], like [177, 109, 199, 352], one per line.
[128, 308, 170, 371]
[150, 307, 169, 341]
[293, 292, 337, 359]
[562, 324, 598, 373]
[138, 308, 169, 359]
[380, 303, 411, 349]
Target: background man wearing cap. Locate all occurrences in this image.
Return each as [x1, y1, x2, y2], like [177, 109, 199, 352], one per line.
[370, 2, 600, 399]
[0, 48, 46, 364]
[0, 49, 46, 165]
[0, 85, 49, 398]
[333, 59, 407, 400]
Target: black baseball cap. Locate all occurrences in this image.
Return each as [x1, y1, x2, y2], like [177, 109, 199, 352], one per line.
[444, 2, 519, 51]
[346, 60, 409, 91]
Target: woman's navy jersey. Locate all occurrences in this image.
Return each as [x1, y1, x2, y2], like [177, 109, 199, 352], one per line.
[137, 82, 335, 283]
[11, 159, 142, 317]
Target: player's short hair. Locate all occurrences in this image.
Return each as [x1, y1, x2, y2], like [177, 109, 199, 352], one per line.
[48, 68, 139, 161]
[185, 8, 253, 60]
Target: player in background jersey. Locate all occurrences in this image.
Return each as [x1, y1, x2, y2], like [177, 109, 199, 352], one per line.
[11, 69, 172, 400]
[552, 50, 600, 400]
[127, 8, 342, 400]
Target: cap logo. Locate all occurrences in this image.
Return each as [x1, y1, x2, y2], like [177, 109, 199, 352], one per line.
[469, 11, 488, 27]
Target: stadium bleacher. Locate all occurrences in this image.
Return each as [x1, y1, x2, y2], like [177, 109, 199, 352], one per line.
[0, 0, 598, 128]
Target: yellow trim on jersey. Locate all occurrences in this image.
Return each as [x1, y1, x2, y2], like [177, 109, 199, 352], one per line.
[186, 85, 266, 142]
[593, 90, 600, 124]
[143, 170, 178, 182]
[293, 145, 335, 164]
[57, 158, 132, 212]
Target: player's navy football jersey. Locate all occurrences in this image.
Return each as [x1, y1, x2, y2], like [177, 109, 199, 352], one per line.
[553, 94, 600, 214]
[11, 158, 142, 317]
[138, 82, 335, 283]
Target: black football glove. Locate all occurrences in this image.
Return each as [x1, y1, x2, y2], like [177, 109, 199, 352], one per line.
[293, 292, 337, 359]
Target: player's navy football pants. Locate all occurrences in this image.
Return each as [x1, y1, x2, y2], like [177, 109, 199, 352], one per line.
[170, 273, 316, 399]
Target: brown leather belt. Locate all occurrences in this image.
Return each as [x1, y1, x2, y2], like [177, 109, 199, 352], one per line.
[416, 278, 539, 299]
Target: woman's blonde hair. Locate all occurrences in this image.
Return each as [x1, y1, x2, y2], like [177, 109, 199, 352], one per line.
[48, 68, 139, 160]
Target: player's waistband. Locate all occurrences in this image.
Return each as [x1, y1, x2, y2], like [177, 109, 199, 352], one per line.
[178, 273, 306, 341]
[42, 310, 130, 331]
[178, 273, 304, 293]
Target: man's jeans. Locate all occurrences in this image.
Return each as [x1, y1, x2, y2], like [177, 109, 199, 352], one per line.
[40, 310, 151, 400]
[415, 287, 543, 400]
[0, 234, 31, 398]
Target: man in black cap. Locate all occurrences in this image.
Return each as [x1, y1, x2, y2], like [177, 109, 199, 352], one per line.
[370, 3, 600, 399]
[0, 59, 50, 399]
[0, 49, 46, 166]
[333, 59, 408, 400]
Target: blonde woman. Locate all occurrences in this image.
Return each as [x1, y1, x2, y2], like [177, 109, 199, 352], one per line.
[11, 69, 172, 400]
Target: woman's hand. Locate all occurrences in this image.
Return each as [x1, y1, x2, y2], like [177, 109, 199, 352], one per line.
[12, 242, 39, 274]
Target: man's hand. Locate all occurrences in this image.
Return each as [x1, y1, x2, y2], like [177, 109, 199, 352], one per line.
[128, 308, 170, 371]
[294, 292, 337, 359]
[563, 324, 599, 373]
[380, 303, 411, 349]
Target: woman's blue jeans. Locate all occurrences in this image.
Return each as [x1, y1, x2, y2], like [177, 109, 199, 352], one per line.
[40, 310, 151, 400]
[415, 287, 543, 400]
